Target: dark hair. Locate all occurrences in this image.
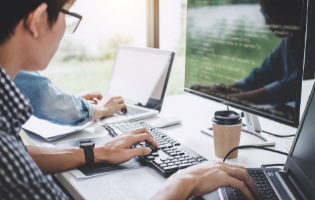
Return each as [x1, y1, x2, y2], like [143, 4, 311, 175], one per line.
[0, 0, 72, 44]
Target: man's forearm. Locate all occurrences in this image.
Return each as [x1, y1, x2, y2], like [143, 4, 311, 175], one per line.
[152, 175, 194, 200]
[229, 88, 271, 104]
[26, 146, 86, 175]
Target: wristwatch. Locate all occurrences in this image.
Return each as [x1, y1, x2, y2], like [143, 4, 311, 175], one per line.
[79, 140, 95, 166]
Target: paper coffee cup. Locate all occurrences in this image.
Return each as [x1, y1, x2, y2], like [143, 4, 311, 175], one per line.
[212, 111, 242, 159]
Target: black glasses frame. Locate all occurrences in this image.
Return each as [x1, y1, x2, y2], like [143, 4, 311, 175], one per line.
[60, 8, 83, 34]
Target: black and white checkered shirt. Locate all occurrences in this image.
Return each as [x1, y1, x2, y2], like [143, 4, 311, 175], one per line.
[0, 66, 69, 200]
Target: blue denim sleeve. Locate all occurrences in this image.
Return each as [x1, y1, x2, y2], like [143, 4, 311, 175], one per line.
[14, 71, 93, 126]
[264, 68, 298, 104]
[236, 40, 284, 93]
[236, 38, 297, 104]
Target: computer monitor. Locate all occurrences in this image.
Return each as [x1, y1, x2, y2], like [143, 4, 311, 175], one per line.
[184, 0, 308, 145]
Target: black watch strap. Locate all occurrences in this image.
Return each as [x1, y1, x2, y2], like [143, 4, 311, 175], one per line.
[82, 146, 94, 166]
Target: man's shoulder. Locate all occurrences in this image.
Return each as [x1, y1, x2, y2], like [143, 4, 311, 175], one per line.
[15, 71, 41, 81]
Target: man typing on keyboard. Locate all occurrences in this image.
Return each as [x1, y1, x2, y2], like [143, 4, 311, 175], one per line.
[0, 0, 259, 199]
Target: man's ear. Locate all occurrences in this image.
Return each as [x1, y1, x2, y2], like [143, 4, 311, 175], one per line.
[25, 3, 48, 38]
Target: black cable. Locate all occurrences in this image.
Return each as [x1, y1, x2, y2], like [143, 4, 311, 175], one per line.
[223, 145, 289, 162]
[261, 130, 295, 138]
[242, 121, 295, 138]
[261, 164, 285, 168]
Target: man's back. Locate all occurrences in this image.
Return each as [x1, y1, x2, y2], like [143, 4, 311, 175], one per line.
[0, 67, 68, 200]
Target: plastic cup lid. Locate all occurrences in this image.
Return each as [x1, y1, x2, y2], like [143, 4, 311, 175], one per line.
[212, 110, 242, 125]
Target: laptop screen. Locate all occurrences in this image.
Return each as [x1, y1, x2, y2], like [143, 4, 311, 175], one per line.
[106, 45, 174, 112]
[290, 90, 315, 185]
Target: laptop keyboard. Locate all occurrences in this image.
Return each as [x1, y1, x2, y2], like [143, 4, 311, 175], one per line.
[117, 106, 149, 116]
[105, 122, 208, 177]
[233, 170, 279, 200]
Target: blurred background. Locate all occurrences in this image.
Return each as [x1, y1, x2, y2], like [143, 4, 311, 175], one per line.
[42, 0, 187, 96]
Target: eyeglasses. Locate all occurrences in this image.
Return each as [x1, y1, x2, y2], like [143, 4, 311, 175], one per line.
[60, 8, 82, 34]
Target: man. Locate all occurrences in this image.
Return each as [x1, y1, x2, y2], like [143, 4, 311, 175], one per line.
[192, 0, 303, 105]
[0, 0, 259, 199]
[14, 71, 126, 126]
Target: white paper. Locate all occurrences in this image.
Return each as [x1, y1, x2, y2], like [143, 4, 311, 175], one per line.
[22, 116, 95, 140]
[69, 167, 166, 200]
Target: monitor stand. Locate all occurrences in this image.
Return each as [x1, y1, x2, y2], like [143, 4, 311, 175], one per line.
[201, 112, 275, 147]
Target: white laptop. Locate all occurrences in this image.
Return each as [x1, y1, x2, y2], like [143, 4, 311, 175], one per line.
[100, 45, 175, 124]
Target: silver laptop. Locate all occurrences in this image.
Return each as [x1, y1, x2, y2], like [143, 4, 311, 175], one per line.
[100, 45, 175, 124]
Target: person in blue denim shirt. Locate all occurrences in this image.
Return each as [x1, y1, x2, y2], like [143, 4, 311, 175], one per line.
[14, 71, 126, 126]
[191, 0, 302, 105]
[231, 36, 299, 105]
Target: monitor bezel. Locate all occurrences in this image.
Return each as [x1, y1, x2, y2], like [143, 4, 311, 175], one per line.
[284, 82, 315, 199]
[184, 0, 308, 128]
[106, 45, 175, 113]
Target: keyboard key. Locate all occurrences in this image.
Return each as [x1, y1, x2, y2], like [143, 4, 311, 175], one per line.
[160, 164, 167, 167]
[159, 145, 167, 149]
[178, 163, 193, 169]
[178, 152, 185, 155]
[146, 156, 154, 161]
[174, 161, 182, 165]
[173, 142, 180, 146]
[152, 153, 159, 157]
[168, 163, 175, 166]
[192, 162, 199, 165]
[170, 153, 178, 157]
[154, 160, 164, 165]
[113, 129, 123, 135]
[160, 135, 167, 138]
[165, 144, 173, 148]
[161, 158, 169, 161]
[175, 156, 182, 159]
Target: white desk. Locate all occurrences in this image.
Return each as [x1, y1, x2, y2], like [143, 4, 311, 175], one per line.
[24, 80, 315, 200]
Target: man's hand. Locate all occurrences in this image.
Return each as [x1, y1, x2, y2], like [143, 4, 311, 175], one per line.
[94, 128, 158, 165]
[98, 96, 127, 118]
[76, 91, 103, 104]
[153, 161, 259, 200]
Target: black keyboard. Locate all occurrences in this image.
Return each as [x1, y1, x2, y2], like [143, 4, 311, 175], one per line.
[117, 106, 149, 116]
[105, 121, 208, 177]
[232, 170, 279, 200]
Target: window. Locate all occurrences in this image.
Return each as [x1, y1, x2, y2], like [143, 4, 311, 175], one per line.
[160, 0, 187, 95]
[42, 0, 147, 95]
[42, 0, 188, 97]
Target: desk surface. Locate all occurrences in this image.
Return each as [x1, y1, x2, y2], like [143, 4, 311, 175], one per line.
[25, 80, 315, 200]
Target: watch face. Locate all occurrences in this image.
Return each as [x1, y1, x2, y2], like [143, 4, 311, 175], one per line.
[79, 140, 95, 147]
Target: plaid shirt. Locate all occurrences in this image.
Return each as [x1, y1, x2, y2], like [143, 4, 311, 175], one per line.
[0, 66, 69, 200]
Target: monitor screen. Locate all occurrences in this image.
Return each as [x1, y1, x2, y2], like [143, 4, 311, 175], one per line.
[290, 88, 315, 186]
[185, 0, 306, 126]
[107, 46, 174, 111]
